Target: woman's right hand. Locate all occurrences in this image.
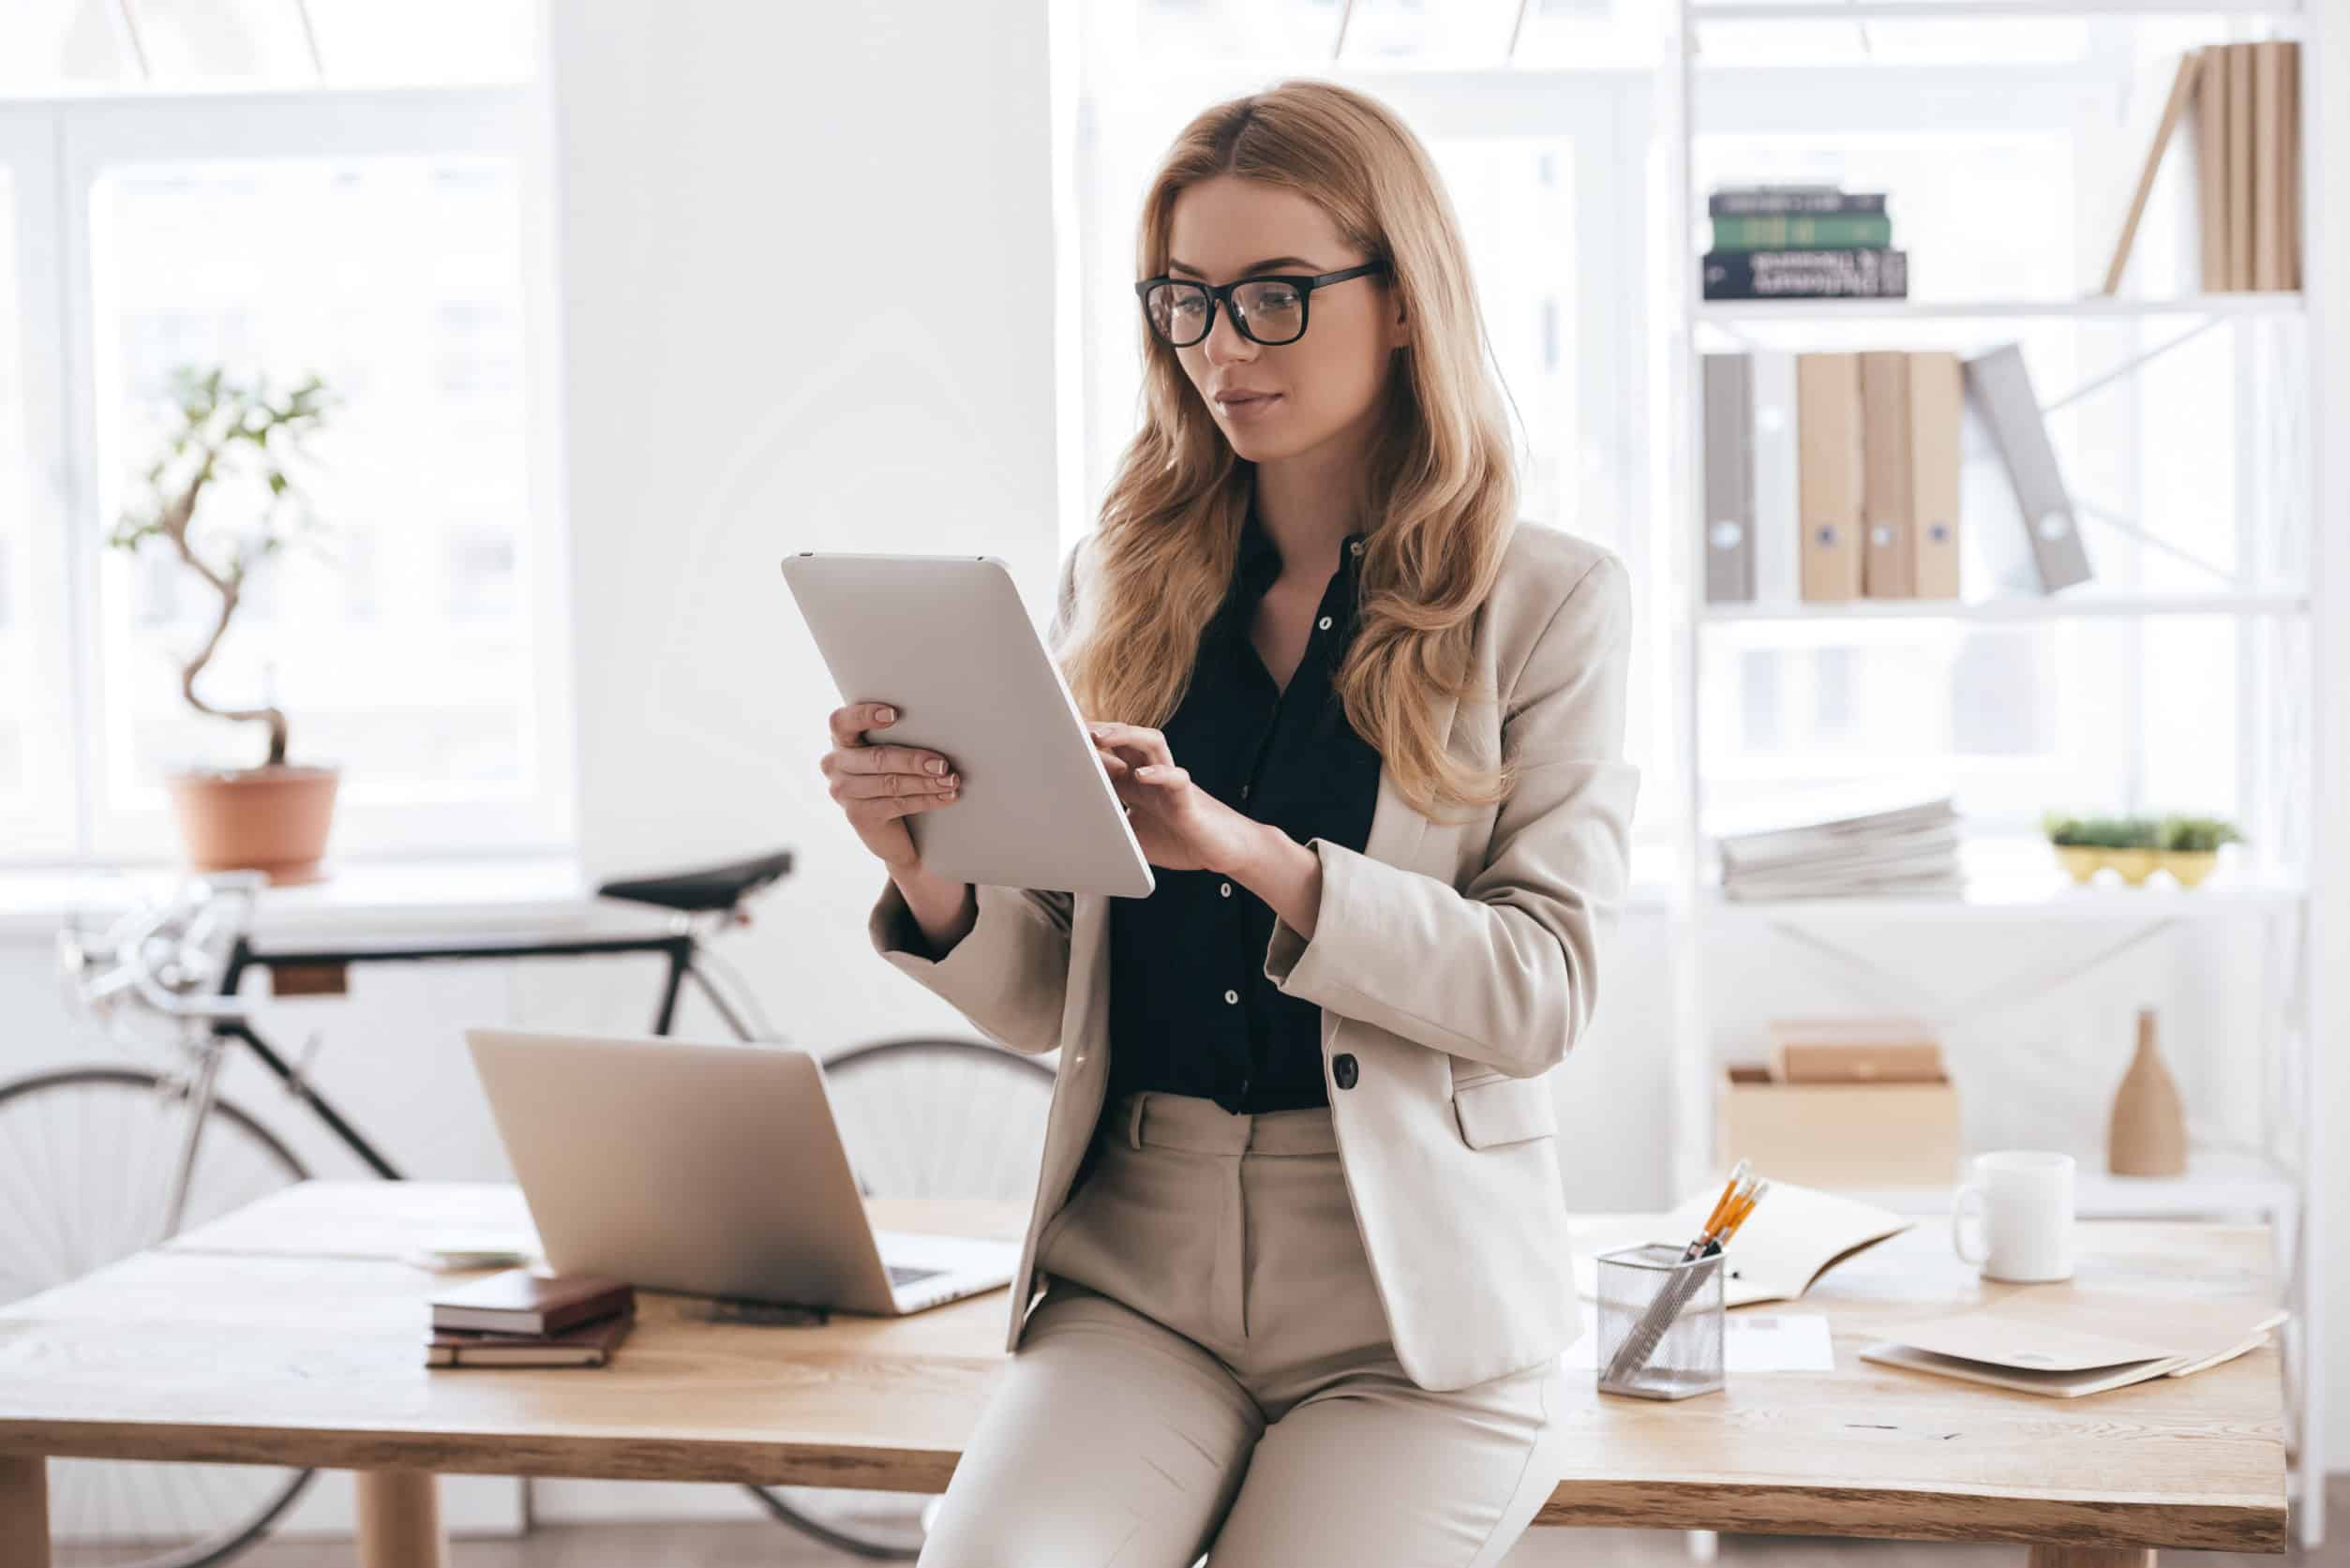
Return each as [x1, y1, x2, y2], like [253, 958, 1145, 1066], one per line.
[823, 702, 961, 872]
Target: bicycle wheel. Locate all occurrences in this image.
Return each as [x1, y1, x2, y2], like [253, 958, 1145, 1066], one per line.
[741, 1037, 1056, 1560]
[821, 1036, 1055, 1202]
[0, 1067, 317, 1568]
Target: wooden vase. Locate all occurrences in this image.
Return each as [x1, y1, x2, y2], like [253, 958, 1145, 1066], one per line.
[2108, 1007, 2188, 1176]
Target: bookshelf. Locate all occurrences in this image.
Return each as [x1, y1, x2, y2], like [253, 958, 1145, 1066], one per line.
[1664, 0, 2327, 1546]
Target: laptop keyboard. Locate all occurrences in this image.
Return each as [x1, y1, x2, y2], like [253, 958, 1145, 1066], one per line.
[888, 1262, 949, 1288]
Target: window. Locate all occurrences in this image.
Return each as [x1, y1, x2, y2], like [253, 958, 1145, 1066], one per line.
[1, 5, 566, 867]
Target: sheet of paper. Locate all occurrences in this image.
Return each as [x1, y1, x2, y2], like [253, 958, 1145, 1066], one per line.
[1562, 1306, 1835, 1373]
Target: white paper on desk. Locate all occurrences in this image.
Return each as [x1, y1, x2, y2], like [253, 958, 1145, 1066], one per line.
[1562, 1307, 1835, 1372]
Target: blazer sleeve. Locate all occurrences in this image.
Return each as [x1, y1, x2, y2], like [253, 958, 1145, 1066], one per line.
[1260, 550, 1639, 1078]
[864, 538, 1085, 1055]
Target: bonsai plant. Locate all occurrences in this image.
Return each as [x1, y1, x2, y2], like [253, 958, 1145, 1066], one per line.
[109, 365, 344, 884]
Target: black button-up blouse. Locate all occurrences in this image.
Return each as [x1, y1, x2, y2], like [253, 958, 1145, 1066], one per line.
[1104, 507, 1382, 1115]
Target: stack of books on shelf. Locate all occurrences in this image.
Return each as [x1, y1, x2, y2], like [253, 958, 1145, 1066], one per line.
[426, 1267, 636, 1368]
[1702, 341, 2089, 605]
[1702, 185, 1907, 301]
[2103, 41, 2300, 294]
[1715, 798, 1963, 901]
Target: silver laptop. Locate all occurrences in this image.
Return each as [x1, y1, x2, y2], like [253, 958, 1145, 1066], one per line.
[464, 1026, 1017, 1315]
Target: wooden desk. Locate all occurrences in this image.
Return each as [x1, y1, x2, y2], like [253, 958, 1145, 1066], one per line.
[0, 1182, 2286, 1566]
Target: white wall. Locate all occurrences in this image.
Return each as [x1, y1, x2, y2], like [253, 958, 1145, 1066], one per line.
[528, 0, 1065, 1525]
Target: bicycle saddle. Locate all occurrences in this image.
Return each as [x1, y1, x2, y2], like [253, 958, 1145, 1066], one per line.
[596, 849, 794, 913]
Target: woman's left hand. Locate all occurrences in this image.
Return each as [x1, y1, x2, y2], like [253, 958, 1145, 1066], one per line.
[1087, 722, 1263, 875]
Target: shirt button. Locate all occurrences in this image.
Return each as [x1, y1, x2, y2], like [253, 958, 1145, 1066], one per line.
[1349, 540, 1363, 556]
[1317, 616, 1332, 630]
[1240, 783, 1250, 799]
[1223, 989, 1239, 1005]
[1220, 882, 1232, 897]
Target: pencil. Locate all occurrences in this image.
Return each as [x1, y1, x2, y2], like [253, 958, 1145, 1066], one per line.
[1685, 1160, 1750, 1260]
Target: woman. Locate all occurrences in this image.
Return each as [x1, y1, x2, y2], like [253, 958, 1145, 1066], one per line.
[824, 79, 1638, 1567]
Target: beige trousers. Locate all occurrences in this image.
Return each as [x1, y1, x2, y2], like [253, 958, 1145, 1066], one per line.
[917, 1090, 1567, 1568]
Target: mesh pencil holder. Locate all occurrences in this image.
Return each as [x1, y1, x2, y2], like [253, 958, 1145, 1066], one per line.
[1594, 1242, 1727, 1400]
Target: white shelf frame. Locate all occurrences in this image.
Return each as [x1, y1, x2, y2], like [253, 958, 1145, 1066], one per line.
[1667, 0, 2328, 1546]
[1699, 590, 2307, 621]
[1694, 291, 2302, 321]
[1689, 0, 2304, 20]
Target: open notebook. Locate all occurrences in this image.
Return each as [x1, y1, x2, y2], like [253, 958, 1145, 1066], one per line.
[1861, 1297, 2286, 1397]
[1570, 1182, 1913, 1309]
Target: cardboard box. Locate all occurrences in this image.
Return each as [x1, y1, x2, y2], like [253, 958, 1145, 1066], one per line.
[1767, 1016, 1944, 1083]
[1717, 1064, 1962, 1188]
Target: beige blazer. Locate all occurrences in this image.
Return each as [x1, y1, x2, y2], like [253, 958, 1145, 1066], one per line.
[867, 520, 1639, 1392]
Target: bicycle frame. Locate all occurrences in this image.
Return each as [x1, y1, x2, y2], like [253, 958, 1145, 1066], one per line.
[204, 923, 756, 1181]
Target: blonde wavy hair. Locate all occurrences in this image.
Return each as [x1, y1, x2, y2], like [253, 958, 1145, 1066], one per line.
[1058, 79, 1520, 825]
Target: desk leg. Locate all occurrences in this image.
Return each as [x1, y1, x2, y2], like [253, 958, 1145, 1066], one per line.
[0, 1455, 48, 1568]
[353, 1470, 447, 1568]
[2025, 1549, 2155, 1567]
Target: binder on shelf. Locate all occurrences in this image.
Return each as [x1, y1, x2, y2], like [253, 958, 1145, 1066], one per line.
[1752, 350, 1802, 606]
[1964, 344, 2091, 595]
[1907, 351, 1963, 601]
[2282, 41, 2300, 290]
[2226, 41, 2253, 291]
[1796, 352, 1864, 603]
[1860, 351, 1916, 599]
[2099, 49, 2203, 296]
[2195, 44, 2229, 290]
[1703, 352, 1756, 605]
[2253, 40, 2285, 291]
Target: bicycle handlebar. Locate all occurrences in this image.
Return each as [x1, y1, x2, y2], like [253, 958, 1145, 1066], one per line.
[66, 872, 264, 1024]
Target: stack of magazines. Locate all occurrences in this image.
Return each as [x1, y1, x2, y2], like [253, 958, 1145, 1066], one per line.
[1715, 798, 1963, 901]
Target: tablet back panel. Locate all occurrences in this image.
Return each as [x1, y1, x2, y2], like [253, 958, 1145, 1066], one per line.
[783, 551, 1154, 898]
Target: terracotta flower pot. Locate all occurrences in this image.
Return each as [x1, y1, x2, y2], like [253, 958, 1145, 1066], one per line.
[164, 763, 341, 886]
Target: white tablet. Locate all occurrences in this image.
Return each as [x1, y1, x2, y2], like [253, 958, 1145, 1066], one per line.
[782, 550, 1155, 899]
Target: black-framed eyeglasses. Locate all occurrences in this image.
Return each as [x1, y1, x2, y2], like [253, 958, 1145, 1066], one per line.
[1133, 261, 1389, 349]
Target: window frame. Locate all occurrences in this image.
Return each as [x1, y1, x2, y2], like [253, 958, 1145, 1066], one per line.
[0, 83, 575, 867]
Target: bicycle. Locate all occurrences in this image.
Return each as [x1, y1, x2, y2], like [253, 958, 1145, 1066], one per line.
[12, 851, 1055, 1567]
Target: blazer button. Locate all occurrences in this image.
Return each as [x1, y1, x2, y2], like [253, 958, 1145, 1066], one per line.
[1332, 1053, 1359, 1090]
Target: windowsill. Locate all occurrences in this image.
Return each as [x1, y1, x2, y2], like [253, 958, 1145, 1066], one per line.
[0, 853, 606, 942]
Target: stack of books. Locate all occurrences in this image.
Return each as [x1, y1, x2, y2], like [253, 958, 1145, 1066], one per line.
[426, 1267, 636, 1367]
[2103, 42, 2300, 295]
[1701, 185, 1908, 302]
[1715, 798, 1963, 901]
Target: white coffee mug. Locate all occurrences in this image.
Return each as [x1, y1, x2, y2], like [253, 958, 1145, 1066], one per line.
[1951, 1150, 2075, 1282]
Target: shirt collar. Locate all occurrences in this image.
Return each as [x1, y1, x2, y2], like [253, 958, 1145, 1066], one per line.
[1236, 507, 1370, 579]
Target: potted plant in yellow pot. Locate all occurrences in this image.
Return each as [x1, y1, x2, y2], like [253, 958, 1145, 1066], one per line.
[109, 366, 343, 885]
[2155, 814, 2241, 888]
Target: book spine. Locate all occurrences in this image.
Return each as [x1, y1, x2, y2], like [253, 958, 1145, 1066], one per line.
[1702, 249, 1908, 300]
[1712, 213, 1893, 250]
[1709, 189, 1889, 217]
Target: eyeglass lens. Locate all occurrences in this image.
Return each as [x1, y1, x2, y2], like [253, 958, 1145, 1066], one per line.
[1144, 279, 1308, 347]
